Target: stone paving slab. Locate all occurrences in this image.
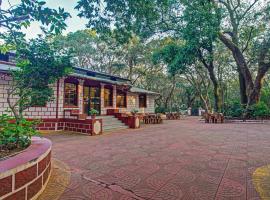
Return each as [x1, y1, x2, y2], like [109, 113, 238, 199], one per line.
[43, 117, 270, 200]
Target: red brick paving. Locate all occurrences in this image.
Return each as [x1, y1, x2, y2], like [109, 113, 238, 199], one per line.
[45, 117, 269, 200]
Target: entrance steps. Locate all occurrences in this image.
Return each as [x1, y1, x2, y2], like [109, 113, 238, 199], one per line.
[90, 115, 129, 132]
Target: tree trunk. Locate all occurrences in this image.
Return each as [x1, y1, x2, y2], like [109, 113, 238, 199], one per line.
[248, 63, 270, 105]
[238, 72, 248, 105]
[219, 33, 254, 103]
[207, 64, 222, 112]
[198, 49, 222, 112]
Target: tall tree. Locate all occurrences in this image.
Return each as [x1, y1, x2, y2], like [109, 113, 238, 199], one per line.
[215, 0, 270, 106]
[76, 0, 224, 111]
[0, 0, 71, 122]
[7, 37, 71, 122]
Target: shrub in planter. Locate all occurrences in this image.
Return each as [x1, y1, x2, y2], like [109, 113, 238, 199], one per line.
[131, 109, 139, 116]
[0, 114, 39, 154]
[89, 109, 99, 119]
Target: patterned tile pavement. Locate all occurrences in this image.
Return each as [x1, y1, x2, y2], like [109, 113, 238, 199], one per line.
[43, 117, 270, 200]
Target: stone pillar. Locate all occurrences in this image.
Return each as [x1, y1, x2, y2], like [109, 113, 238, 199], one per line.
[78, 79, 85, 114]
[100, 83, 105, 115]
[113, 85, 117, 108]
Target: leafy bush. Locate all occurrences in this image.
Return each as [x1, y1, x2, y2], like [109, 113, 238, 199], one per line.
[249, 102, 270, 118]
[0, 115, 39, 151]
[131, 109, 139, 115]
[155, 106, 168, 114]
[224, 101, 245, 118]
[89, 109, 99, 116]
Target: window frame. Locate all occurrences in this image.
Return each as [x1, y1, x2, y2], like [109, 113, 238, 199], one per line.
[116, 90, 127, 108]
[64, 82, 78, 107]
[139, 94, 147, 108]
[104, 87, 113, 107]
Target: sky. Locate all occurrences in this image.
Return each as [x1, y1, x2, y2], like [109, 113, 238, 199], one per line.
[1, 0, 89, 39]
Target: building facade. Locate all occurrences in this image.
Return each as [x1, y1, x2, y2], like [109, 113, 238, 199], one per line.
[0, 56, 158, 134]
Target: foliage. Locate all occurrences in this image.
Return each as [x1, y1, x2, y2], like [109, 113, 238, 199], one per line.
[249, 102, 270, 119]
[54, 30, 127, 75]
[0, 115, 39, 151]
[0, 0, 70, 49]
[75, 0, 270, 116]
[89, 109, 99, 116]
[152, 42, 194, 75]
[131, 109, 139, 115]
[0, 0, 71, 152]
[7, 37, 72, 122]
[224, 101, 245, 118]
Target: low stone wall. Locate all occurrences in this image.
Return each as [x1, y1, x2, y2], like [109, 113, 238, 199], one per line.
[61, 118, 102, 135]
[0, 137, 52, 200]
[35, 118, 103, 135]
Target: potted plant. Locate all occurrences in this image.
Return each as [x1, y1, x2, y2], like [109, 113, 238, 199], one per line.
[89, 108, 99, 119]
[131, 109, 139, 116]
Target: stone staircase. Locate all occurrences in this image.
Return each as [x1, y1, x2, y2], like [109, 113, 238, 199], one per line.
[95, 116, 129, 132]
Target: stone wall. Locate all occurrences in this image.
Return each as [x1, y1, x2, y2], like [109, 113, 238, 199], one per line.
[0, 137, 52, 200]
[118, 93, 156, 114]
[0, 73, 65, 120]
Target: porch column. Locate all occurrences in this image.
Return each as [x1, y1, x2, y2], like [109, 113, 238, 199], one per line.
[100, 83, 105, 115]
[78, 79, 85, 114]
[113, 85, 117, 108]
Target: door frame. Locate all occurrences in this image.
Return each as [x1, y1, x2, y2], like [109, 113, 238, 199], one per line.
[83, 85, 101, 115]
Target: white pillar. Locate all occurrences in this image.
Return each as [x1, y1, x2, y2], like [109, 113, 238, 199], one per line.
[113, 85, 117, 108]
[100, 83, 105, 114]
[78, 79, 84, 114]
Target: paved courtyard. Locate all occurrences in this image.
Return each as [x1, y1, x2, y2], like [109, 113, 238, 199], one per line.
[43, 117, 270, 200]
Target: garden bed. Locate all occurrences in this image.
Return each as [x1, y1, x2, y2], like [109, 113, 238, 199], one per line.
[0, 147, 25, 160]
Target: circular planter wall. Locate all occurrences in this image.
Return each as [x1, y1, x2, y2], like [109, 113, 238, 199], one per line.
[0, 137, 52, 200]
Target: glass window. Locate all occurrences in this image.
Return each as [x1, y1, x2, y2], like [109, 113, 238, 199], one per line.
[116, 91, 127, 108]
[104, 88, 113, 107]
[64, 83, 78, 106]
[139, 94, 147, 108]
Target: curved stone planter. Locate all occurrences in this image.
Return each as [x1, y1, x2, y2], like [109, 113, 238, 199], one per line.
[0, 137, 52, 200]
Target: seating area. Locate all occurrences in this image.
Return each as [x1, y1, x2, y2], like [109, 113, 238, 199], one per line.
[166, 112, 181, 120]
[143, 113, 163, 124]
[203, 112, 225, 123]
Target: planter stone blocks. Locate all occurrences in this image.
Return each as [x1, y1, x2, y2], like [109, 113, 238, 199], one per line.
[0, 137, 52, 200]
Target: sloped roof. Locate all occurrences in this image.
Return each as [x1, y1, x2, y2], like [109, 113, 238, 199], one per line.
[0, 63, 158, 95]
[130, 87, 159, 95]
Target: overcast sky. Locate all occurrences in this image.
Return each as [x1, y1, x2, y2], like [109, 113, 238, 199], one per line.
[1, 0, 88, 39]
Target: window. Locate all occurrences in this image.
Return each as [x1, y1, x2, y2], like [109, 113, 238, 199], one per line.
[104, 87, 113, 107]
[64, 82, 78, 106]
[139, 94, 147, 108]
[116, 90, 127, 107]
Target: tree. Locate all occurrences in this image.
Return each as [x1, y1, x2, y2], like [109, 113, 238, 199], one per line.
[7, 37, 71, 122]
[0, 0, 70, 50]
[76, 0, 224, 112]
[215, 0, 270, 107]
[0, 0, 72, 122]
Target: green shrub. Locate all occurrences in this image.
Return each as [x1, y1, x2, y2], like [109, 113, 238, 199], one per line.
[225, 101, 245, 118]
[155, 106, 168, 114]
[131, 109, 139, 115]
[89, 109, 99, 116]
[249, 102, 270, 118]
[0, 115, 39, 151]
